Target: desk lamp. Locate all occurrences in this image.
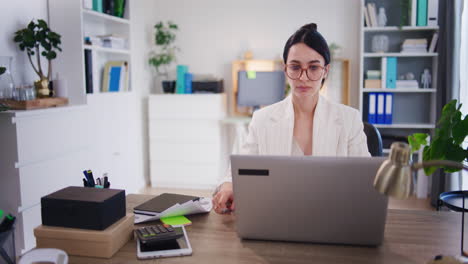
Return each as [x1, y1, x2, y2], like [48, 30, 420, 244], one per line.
[374, 142, 468, 199]
[374, 141, 468, 261]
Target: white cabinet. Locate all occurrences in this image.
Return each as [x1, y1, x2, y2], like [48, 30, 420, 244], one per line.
[0, 107, 91, 254]
[148, 94, 227, 189]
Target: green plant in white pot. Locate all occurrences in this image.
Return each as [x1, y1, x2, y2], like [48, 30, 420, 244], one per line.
[148, 21, 179, 93]
[13, 19, 62, 98]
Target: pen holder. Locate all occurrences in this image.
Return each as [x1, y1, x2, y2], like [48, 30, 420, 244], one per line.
[0, 225, 16, 264]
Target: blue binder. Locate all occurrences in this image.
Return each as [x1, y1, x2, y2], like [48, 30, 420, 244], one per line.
[108, 66, 122, 92]
[384, 93, 393, 124]
[184, 73, 193, 94]
[368, 93, 377, 124]
[386, 57, 397, 89]
[377, 93, 385, 124]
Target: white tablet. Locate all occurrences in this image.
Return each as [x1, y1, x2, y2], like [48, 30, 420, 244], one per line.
[136, 225, 192, 259]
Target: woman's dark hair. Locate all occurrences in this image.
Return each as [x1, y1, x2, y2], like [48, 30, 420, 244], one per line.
[283, 23, 331, 66]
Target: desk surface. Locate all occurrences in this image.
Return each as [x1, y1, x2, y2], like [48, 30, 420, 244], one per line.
[68, 194, 459, 264]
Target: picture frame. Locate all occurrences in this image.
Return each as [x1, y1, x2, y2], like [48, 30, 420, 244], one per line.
[102, 61, 129, 92]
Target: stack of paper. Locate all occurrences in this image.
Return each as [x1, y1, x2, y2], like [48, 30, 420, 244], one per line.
[401, 38, 428, 53]
[133, 193, 212, 224]
[396, 80, 419, 88]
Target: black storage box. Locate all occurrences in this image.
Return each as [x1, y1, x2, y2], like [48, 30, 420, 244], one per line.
[41, 186, 126, 230]
[192, 80, 224, 93]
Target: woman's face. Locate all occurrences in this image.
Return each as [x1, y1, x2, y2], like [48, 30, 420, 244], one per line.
[285, 43, 330, 99]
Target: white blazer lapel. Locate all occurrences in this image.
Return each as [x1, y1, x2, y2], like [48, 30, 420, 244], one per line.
[267, 96, 294, 155]
[312, 96, 343, 156]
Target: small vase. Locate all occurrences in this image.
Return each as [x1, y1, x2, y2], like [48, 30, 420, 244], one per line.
[34, 78, 50, 98]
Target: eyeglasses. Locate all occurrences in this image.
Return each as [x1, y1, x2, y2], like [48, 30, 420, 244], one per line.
[284, 64, 326, 81]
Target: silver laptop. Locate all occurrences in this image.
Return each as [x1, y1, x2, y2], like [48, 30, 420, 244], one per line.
[231, 155, 388, 246]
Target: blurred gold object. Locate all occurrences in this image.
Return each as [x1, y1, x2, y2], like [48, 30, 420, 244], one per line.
[34, 78, 50, 98]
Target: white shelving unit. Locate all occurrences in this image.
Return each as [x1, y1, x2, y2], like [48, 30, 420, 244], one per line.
[359, 0, 439, 153]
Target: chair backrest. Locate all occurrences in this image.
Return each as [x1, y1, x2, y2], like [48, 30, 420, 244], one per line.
[363, 122, 383, 157]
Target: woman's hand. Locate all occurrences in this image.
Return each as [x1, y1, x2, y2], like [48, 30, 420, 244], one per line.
[212, 182, 235, 214]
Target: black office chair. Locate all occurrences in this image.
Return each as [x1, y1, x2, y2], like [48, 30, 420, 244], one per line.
[363, 122, 383, 157]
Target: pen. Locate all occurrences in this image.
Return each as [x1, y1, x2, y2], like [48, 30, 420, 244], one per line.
[96, 178, 102, 186]
[0, 214, 16, 232]
[103, 176, 110, 188]
[83, 178, 89, 187]
[86, 169, 95, 187]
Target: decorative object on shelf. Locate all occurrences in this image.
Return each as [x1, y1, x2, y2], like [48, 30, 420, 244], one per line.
[148, 21, 179, 92]
[377, 7, 388, 27]
[0, 56, 15, 100]
[399, 0, 411, 27]
[329, 43, 342, 58]
[53, 73, 68, 98]
[13, 85, 36, 101]
[371, 35, 389, 53]
[13, 19, 62, 98]
[421, 68, 432, 89]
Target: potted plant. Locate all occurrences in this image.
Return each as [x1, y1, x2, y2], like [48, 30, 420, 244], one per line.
[408, 99, 468, 175]
[0, 66, 9, 111]
[13, 19, 62, 98]
[148, 21, 179, 93]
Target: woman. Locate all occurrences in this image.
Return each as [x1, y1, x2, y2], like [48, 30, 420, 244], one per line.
[213, 23, 370, 214]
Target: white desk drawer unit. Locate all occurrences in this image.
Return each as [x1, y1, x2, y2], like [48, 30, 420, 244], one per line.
[0, 106, 90, 255]
[148, 94, 226, 189]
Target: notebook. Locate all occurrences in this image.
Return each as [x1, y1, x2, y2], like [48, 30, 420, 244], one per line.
[133, 193, 212, 224]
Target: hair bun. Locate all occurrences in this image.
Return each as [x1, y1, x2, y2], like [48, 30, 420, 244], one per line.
[301, 23, 317, 31]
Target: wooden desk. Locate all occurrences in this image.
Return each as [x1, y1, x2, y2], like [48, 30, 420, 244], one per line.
[68, 194, 459, 264]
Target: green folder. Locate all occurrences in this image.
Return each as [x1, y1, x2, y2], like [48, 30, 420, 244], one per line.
[417, 0, 428, 26]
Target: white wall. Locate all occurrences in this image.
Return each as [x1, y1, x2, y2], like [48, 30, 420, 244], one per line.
[134, 0, 362, 108]
[0, 0, 49, 87]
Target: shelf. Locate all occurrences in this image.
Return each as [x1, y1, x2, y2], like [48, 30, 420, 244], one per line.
[363, 88, 437, 93]
[364, 53, 438, 57]
[364, 26, 439, 32]
[82, 9, 130, 25]
[84, 45, 130, 55]
[374, 124, 435, 129]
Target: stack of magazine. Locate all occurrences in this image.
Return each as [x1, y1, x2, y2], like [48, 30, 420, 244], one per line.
[133, 193, 212, 224]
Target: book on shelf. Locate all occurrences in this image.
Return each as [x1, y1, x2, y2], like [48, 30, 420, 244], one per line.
[367, 3, 378, 27]
[427, 0, 439, 26]
[176, 65, 189, 94]
[411, 0, 417, 26]
[83, 0, 93, 10]
[366, 70, 381, 80]
[417, 0, 428, 26]
[384, 93, 393, 124]
[92, 0, 103, 12]
[91, 0, 126, 18]
[401, 38, 428, 53]
[381, 57, 387, 89]
[396, 80, 419, 88]
[101, 61, 129, 92]
[428, 32, 438, 53]
[365, 79, 382, 89]
[386, 57, 397, 89]
[84, 49, 93, 94]
[364, 6, 371, 27]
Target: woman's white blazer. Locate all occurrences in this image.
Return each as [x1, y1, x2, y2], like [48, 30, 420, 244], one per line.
[221, 95, 371, 183]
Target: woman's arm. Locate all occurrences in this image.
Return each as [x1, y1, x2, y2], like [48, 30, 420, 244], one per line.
[348, 110, 371, 157]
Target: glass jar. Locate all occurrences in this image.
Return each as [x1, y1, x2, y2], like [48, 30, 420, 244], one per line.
[0, 56, 15, 99]
[371, 35, 389, 53]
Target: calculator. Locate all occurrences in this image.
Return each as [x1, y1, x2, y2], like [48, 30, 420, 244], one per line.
[136, 225, 192, 259]
[135, 224, 184, 245]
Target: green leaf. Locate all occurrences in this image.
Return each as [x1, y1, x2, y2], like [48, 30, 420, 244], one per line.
[0, 67, 6, 75]
[408, 133, 428, 153]
[453, 115, 468, 145]
[38, 19, 48, 29]
[45, 51, 57, 60]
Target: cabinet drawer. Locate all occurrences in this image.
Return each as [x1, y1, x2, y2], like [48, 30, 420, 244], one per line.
[149, 119, 222, 143]
[149, 142, 221, 163]
[21, 205, 41, 253]
[149, 94, 226, 120]
[18, 150, 90, 209]
[150, 161, 220, 189]
[15, 108, 90, 166]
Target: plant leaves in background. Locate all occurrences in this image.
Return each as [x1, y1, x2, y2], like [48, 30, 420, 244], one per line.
[409, 100, 468, 175]
[0, 67, 5, 75]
